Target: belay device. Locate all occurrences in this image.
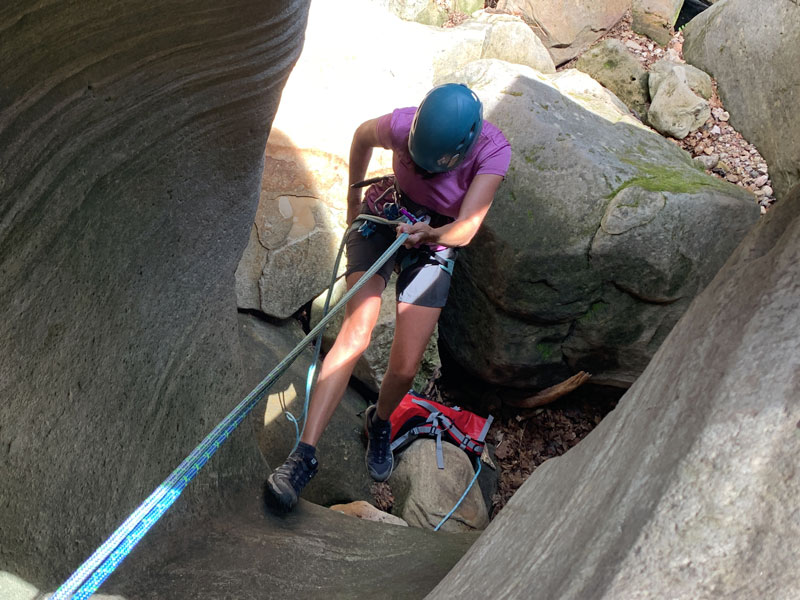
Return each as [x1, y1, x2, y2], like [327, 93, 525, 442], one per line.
[389, 392, 493, 469]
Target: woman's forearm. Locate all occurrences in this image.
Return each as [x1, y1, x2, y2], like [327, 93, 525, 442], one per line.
[397, 215, 482, 248]
[397, 173, 503, 248]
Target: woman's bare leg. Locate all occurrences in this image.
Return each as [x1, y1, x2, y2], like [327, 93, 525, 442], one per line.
[300, 271, 385, 446]
[375, 302, 442, 420]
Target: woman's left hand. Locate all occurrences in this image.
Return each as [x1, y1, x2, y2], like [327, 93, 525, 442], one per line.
[396, 221, 435, 248]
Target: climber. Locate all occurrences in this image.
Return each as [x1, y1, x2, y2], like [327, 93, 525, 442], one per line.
[265, 83, 511, 511]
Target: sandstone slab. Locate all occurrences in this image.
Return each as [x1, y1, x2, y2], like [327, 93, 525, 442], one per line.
[237, 313, 374, 506]
[575, 38, 651, 120]
[330, 500, 409, 526]
[648, 65, 711, 139]
[100, 489, 477, 599]
[632, 0, 683, 46]
[649, 58, 713, 100]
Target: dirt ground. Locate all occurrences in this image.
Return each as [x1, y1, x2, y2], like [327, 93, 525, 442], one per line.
[427, 372, 622, 517]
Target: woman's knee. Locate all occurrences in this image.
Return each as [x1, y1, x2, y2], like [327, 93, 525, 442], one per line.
[333, 321, 374, 357]
[385, 358, 419, 383]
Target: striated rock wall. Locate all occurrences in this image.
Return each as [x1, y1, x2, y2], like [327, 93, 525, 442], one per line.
[0, 0, 310, 587]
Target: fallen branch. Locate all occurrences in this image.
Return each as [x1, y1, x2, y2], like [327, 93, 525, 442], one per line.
[504, 371, 592, 410]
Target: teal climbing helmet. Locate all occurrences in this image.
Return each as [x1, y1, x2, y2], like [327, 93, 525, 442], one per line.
[408, 83, 483, 173]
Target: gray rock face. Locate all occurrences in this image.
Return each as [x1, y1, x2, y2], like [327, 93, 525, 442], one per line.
[649, 58, 713, 100]
[103, 490, 477, 599]
[234, 142, 346, 319]
[426, 184, 800, 600]
[392, 440, 489, 532]
[497, 0, 630, 65]
[438, 60, 759, 390]
[648, 66, 711, 139]
[237, 314, 374, 507]
[632, 0, 683, 46]
[0, 0, 310, 588]
[683, 0, 800, 199]
[575, 39, 651, 120]
[467, 11, 556, 74]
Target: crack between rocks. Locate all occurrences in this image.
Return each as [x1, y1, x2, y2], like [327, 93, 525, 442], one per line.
[612, 281, 682, 305]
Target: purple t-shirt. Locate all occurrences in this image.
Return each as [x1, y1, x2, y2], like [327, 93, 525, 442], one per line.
[373, 107, 511, 219]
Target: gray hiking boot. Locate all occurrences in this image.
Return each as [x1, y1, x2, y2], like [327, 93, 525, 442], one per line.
[264, 450, 318, 512]
[364, 405, 393, 482]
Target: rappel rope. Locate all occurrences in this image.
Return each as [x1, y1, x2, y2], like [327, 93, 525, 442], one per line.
[53, 212, 411, 600]
[435, 459, 482, 531]
[54, 201, 482, 599]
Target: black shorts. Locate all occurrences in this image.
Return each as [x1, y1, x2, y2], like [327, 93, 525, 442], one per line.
[344, 218, 457, 309]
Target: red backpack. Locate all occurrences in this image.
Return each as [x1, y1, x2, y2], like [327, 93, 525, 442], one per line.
[389, 392, 493, 469]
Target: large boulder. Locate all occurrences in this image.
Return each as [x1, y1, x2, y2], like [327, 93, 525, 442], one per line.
[438, 59, 759, 390]
[683, 0, 800, 200]
[496, 0, 630, 65]
[391, 440, 489, 532]
[632, 0, 683, 46]
[575, 39, 651, 120]
[237, 0, 555, 319]
[234, 132, 348, 319]
[427, 184, 800, 600]
[466, 11, 556, 74]
[649, 58, 713, 100]
[647, 65, 711, 139]
[0, 0, 310, 588]
[237, 314, 374, 506]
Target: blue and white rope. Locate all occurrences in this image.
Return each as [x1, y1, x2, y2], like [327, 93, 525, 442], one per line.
[53, 215, 411, 600]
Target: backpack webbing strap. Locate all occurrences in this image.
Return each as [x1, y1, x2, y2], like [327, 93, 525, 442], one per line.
[389, 399, 488, 468]
[477, 414, 494, 443]
[413, 399, 482, 451]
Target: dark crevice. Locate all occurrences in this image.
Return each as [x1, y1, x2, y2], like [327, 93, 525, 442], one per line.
[612, 281, 682, 305]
